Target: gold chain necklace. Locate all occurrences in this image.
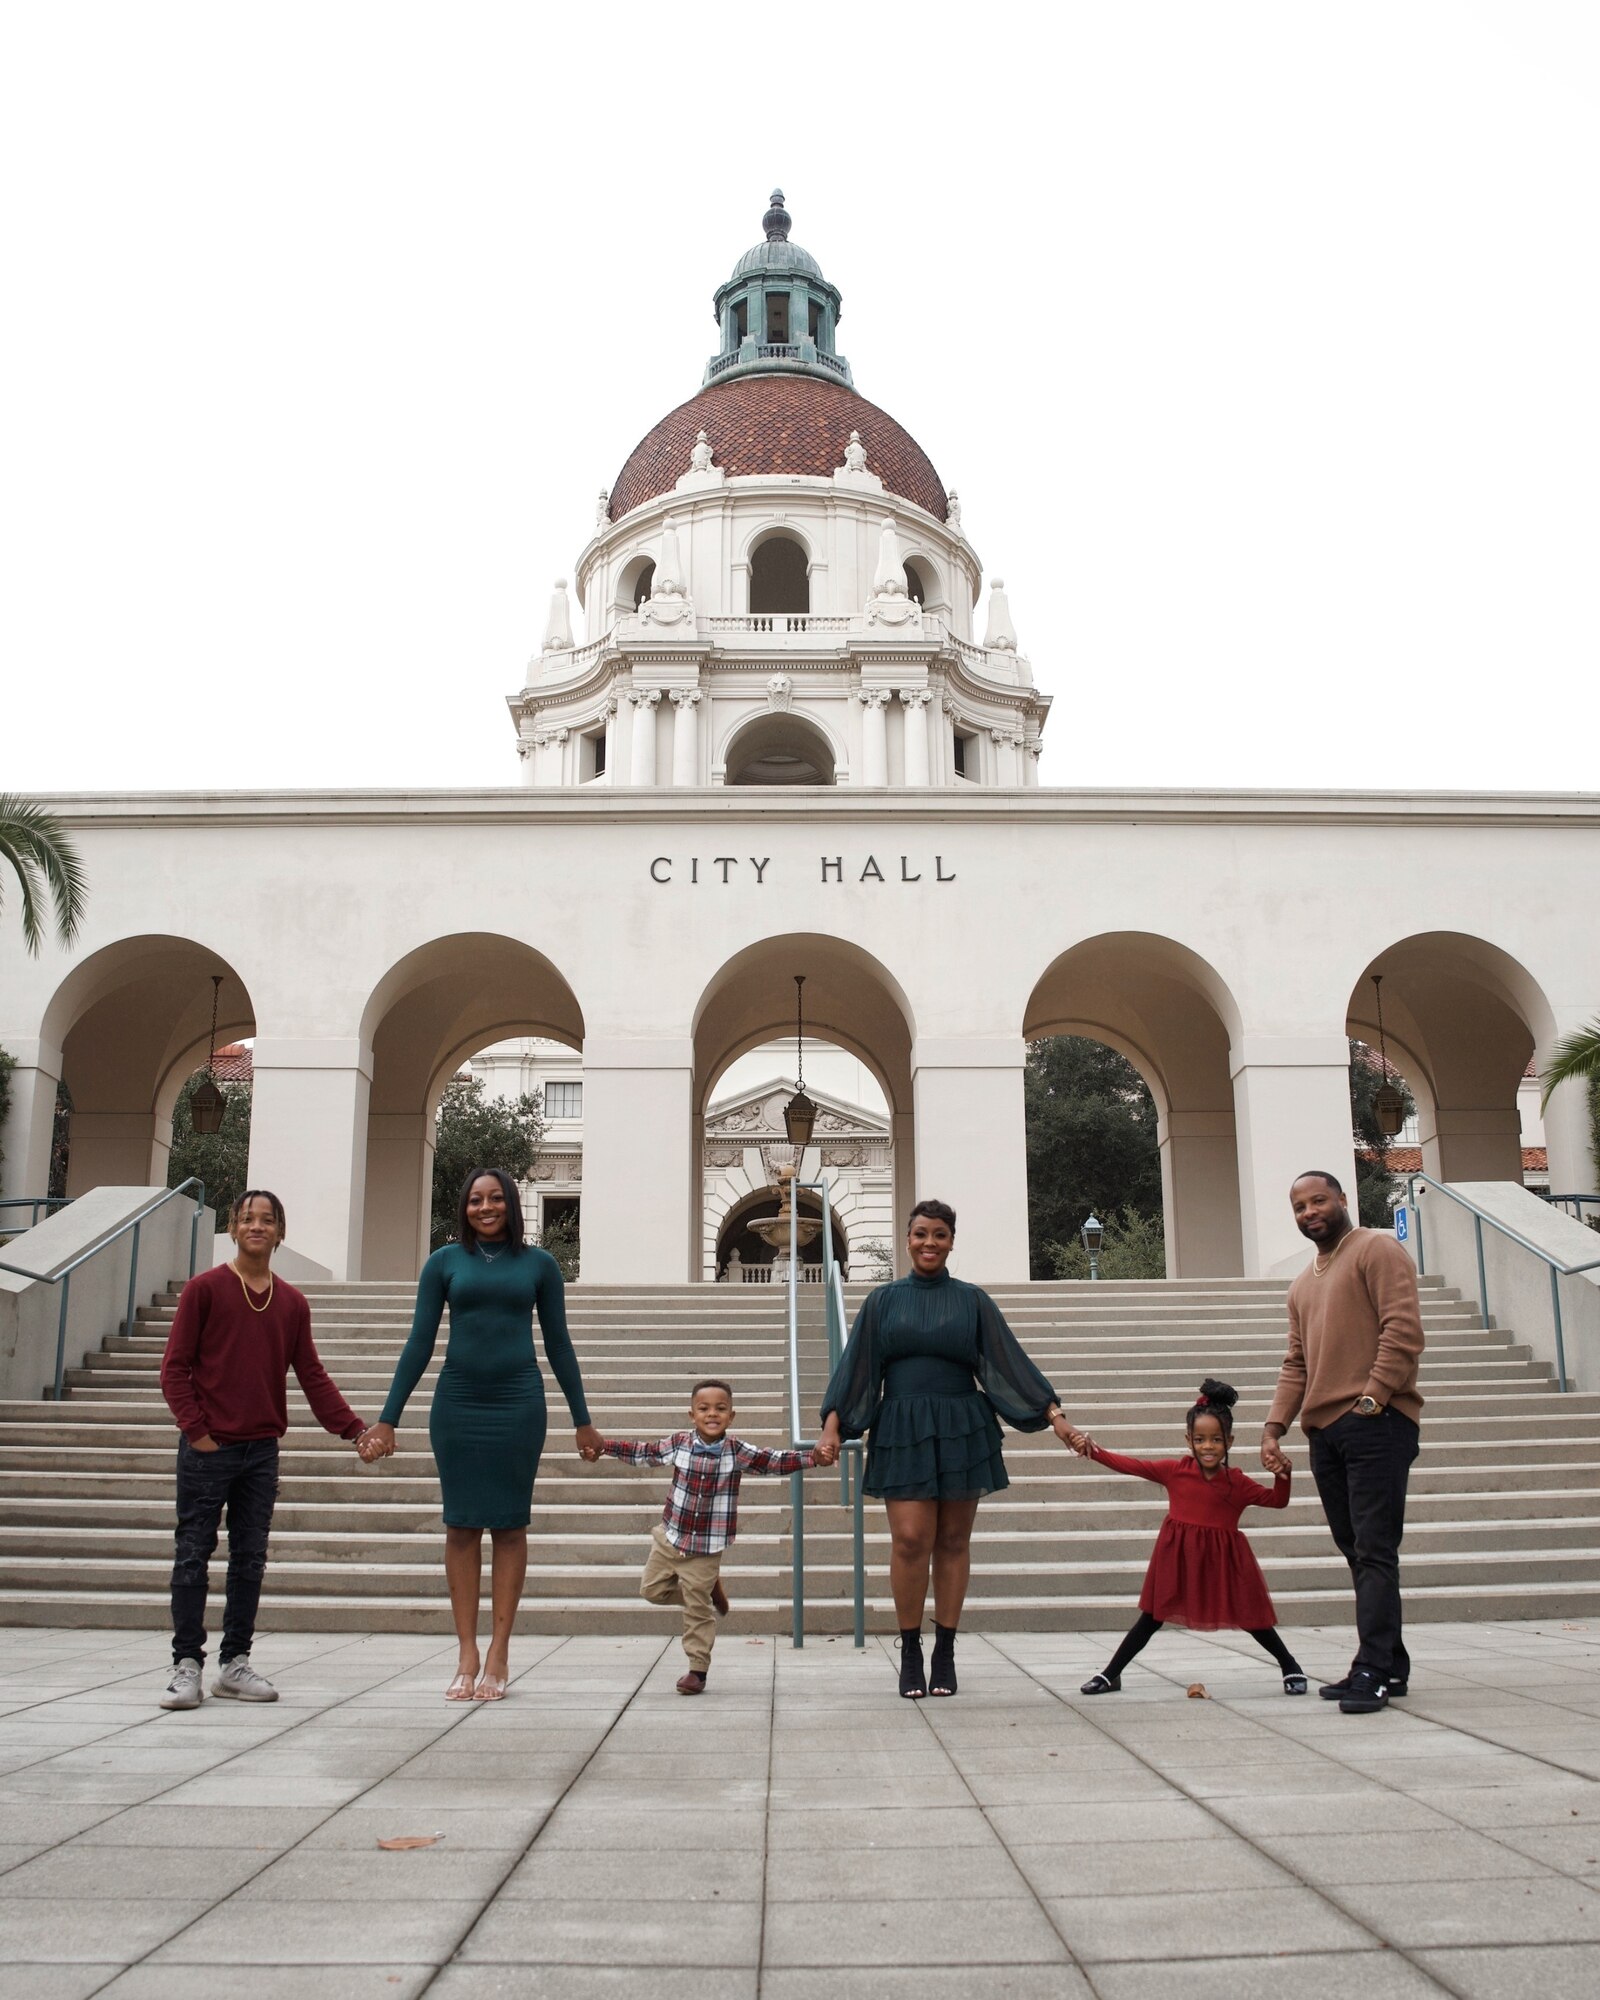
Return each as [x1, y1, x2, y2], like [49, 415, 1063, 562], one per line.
[1312, 1231, 1354, 1277]
[232, 1262, 274, 1314]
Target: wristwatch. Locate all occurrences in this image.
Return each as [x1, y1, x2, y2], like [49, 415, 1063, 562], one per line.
[1353, 1395, 1382, 1417]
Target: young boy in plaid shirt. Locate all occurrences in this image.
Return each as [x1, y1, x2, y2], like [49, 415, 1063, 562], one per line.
[583, 1379, 836, 1693]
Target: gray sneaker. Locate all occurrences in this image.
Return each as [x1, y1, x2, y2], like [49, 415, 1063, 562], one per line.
[211, 1656, 279, 1702]
[160, 1658, 203, 1710]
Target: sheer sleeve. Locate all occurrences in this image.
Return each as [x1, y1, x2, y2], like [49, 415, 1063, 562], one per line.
[820, 1287, 884, 1440]
[380, 1250, 449, 1426]
[974, 1287, 1058, 1431]
[533, 1251, 591, 1428]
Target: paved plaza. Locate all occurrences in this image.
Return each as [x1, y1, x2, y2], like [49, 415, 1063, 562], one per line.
[0, 1620, 1596, 1996]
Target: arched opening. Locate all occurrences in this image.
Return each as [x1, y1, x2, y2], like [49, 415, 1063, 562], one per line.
[615, 555, 655, 615]
[903, 559, 930, 605]
[359, 934, 586, 1279]
[749, 534, 809, 616]
[722, 711, 837, 787]
[1345, 932, 1558, 1192]
[1024, 933, 1245, 1278]
[714, 1185, 850, 1283]
[693, 934, 915, 1286]
[40, 938, 258, 1199]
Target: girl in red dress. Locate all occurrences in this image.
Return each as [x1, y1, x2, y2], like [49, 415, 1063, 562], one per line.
[1068, 1379, 1308, 1696]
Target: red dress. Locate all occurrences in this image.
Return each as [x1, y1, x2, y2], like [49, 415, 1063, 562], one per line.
[1090, 1447, 1290, 1631]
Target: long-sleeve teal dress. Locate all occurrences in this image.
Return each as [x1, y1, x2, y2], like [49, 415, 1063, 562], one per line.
[379, 1243, 590, 1529]
[820, 1268, 1058, 1500]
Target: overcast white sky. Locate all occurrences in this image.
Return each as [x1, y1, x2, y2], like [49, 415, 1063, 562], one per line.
[2, 2, 1596, 797]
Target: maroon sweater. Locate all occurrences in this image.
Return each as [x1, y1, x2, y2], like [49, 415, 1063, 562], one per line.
[160, 1264, 364, 1446]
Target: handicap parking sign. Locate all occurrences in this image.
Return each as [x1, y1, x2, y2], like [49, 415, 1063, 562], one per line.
[1394, 1205, 1410, 1242]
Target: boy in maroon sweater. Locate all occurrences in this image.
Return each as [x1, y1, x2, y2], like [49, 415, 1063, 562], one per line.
[157, 1190, 365, 1709]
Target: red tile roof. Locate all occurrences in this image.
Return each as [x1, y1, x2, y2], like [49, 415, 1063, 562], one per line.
[609, 375, 947, 522]
[1357, 1145, 1547, 1173]
[210, 1043, 253, 1084]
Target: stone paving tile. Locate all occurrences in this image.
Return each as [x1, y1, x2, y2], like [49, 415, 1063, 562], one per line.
[761, 1895, 1070, 1968]
[299, 1804, 551, 1850]
[429, 1971, 758, 1999]
[0, 1841, 268, 1899]
[150, 1895, 485, 1963]
[0, 1895, 213, 1961]
[1489, 1823, 1600, 1875]
[1327, 1877, 1600, 1948]
[97, 1969, 438, 1999]
[765, 1842, 1034, 1903]
[501, 1845, 765, 1902]
[535, 1806, 767, 1850]
[1270, 1827, 1552, 1884]
[761, 1972, 1093, 2000]
[1407, 1780, 1600, 1827]
[1206, 1790, 1461, 1837]
[765, 1805, 996, 1851]
[1046, 1883, 1372, 1962]
[0, 1968, 126, 1999]
[1087, 1950, 1451, 1998]
[984, 1798, 1231, 1845]
[71, 1803, 329, 1848]
[1009, 1835, 1294, 1896]
[459, 1896, 762, 1965]
[1413, 1944, 1600, 1998]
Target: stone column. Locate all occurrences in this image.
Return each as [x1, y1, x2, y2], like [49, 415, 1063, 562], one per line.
[858, 689, 889, 786]
[1419, 1104, 1524, 1183]
[900, 689, 932, 785]
[990, 727, 1018, 786]
[248, 1038, 372, 1279]
[1158, 1109, 1244, 1277]
[516, 737, 538, 789]
[670, 689, 701, 786]
[0, 1041, 63, 1199]
[1025, 740, 1042, 787]
[579, 1038, 694, 1281]
[1543, 1072, 1598, 1195]
[65, 1114, 162, 1196]
[911, 1037, 1031, 1280]
[361, 1111, 433, 1281]
[628, 689, 660, 786]
[1230, 1036, 1359, 1276]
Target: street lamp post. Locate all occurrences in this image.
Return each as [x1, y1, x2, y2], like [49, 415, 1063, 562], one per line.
[1081, 1211, 1104, 1282]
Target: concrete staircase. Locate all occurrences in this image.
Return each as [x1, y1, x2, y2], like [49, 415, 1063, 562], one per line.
[2, 1275, 1599, 1633]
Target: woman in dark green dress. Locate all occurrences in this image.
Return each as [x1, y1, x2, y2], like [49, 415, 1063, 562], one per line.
[819, 1198, 1077, 1698]
[360, 1170, 600, 1701]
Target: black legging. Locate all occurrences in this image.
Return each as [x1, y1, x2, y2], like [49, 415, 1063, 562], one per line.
[1102, 1611, 1303, 1681]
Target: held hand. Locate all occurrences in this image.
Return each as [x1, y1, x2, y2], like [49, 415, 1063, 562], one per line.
[575, 1423, 603, 1462]
[812, 1434, 839, 1467]
[1260, 1429, 1290, 1476]
[1047, 1409, 1077, 1450]
[190, 1434, 220, 1454]
[1067, 1428, 1094, 1457]
[357, 1422, 396, 1463]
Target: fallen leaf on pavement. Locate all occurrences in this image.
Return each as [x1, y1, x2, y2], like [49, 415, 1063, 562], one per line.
[1186, 1682, 1209, 1699]
[377, 1835, 443, 1851]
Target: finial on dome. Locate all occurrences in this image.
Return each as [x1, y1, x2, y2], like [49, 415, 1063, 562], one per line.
[763, 189, 791, 241]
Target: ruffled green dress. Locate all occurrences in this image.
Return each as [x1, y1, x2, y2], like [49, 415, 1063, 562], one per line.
[820, 1269, 1058, 1500]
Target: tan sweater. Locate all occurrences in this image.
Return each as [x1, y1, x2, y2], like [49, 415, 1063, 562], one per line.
[1268, 1229, 1424, 1435]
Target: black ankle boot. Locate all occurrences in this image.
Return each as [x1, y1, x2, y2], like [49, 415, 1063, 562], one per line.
[929, 1623, 957, 1696]
[897, 1629, 926, 1698]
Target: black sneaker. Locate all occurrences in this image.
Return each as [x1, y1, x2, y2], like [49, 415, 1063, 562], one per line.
[1338, 1669, 1389, 1714]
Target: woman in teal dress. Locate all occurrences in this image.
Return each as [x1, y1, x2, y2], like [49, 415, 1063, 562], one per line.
[819, 1199, 1077, 1699]
[360, 1170, 600, 1701]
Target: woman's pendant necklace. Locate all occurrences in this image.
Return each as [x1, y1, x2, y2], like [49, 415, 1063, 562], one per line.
[477, 1242, 504, 1264]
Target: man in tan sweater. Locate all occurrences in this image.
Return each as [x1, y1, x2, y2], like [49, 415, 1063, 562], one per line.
[1261, 1171, 1423, 1714]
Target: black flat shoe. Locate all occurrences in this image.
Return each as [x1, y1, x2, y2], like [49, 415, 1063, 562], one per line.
[897, 1636, 927, 1699]
[1080, 1673, 1121, 1695]
[1322, 1673, 1407, 1700]
[929, 1632, 957, 1696]
[1282, 1674, 1308, 1695]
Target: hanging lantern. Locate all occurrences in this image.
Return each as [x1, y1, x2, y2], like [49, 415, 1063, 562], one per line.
[190, 975, 227, 1136]
[781, 975, 818, 1149]
[1371, 974, 1406, 1138]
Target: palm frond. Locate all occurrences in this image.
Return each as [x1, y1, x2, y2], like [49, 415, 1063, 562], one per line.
[0, 794, 89, 956]
[1540, 1017, 1600, 1108]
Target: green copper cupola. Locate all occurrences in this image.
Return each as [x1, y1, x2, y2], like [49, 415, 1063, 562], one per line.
[703, 191, 853, 388]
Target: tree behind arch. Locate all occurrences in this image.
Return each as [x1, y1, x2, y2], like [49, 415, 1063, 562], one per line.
[0, 794, 87, 956]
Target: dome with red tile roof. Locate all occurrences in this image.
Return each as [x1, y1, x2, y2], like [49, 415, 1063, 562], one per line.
[608, 373, 948, 524]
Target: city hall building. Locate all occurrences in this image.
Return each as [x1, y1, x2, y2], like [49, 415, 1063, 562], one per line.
[3, 195, 1597, 1286]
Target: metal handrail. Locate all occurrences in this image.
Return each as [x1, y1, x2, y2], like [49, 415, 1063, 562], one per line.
[1541, 1193, 1600, 1228]
[785, 1175, 866, 1649]
[0, 1180, 208, 1400]
[1405, 1173, 1600, 1392]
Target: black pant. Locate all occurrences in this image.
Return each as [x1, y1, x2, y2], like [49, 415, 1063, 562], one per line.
[1308, 1409, 1418, 1684]
[170, 1436, 280, 1667]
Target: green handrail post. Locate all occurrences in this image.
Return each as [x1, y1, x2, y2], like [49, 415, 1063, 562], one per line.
[1473, 1214, 1490, 1325]
[122, 1219, 142, 1339]
[1551, 1264, 1569, 1393]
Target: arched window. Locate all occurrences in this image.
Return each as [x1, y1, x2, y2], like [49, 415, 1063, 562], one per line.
[903, 562, 925, 605]
[749, 535, 809, 616]
[615, 556, 655, 616]
[632, 562, 655, 608]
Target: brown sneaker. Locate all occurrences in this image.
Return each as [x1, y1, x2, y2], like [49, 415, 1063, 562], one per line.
[711, 1579, 730, 1617]
[677, 1670, 707, 1696]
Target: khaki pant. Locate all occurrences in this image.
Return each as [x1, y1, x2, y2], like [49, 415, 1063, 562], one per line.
[640, 1523, 721, 1673]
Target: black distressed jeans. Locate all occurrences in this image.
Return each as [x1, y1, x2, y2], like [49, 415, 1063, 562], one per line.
[170, 1436, 280, 1667]
[1308, 1409, 1419, 1684]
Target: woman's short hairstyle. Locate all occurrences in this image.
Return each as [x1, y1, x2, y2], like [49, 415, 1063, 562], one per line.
[229, 1189, 287, 1241]
[907, 1198, 956, 1236]
[456, 1168, 528, 1252]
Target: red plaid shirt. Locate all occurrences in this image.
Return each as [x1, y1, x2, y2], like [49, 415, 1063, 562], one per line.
[599, 1430, 815, 1555]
